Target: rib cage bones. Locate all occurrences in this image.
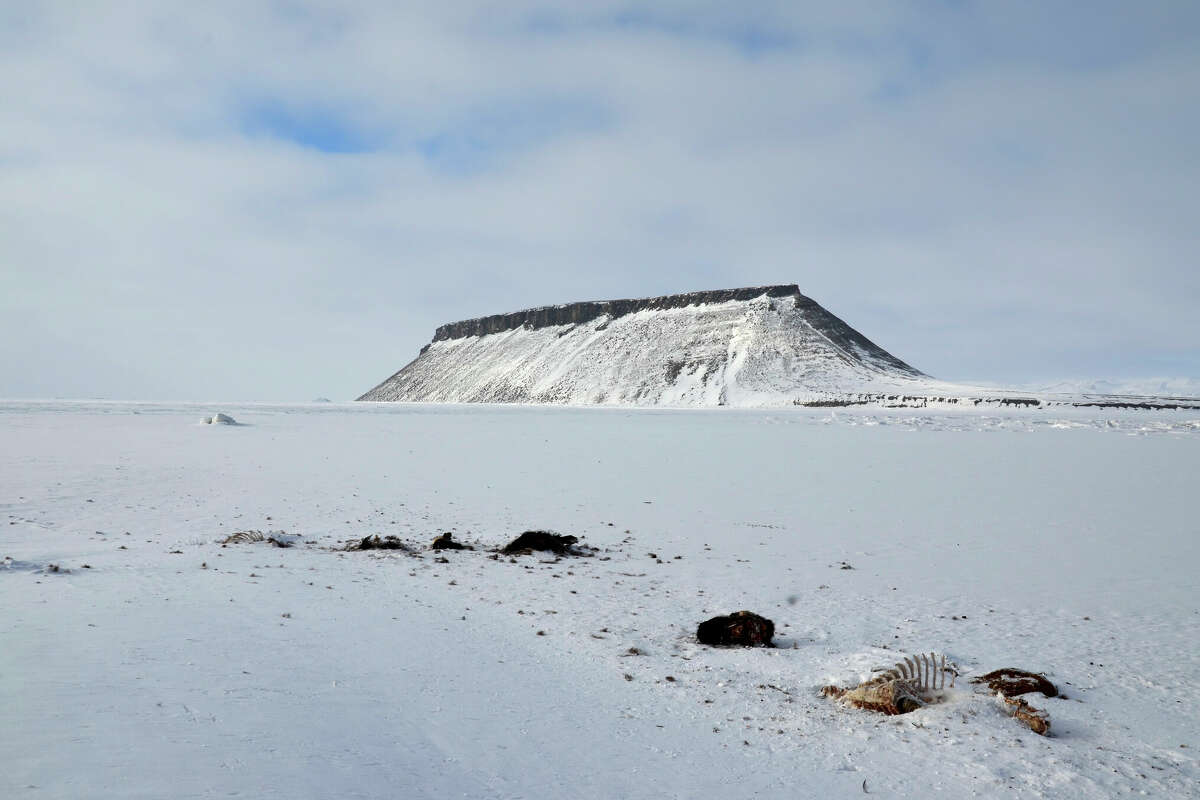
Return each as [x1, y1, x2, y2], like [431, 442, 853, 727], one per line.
[221, 531, 266, 544]
[871, 652, 957, 693]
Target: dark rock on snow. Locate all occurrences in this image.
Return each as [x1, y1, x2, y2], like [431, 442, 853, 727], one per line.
[696, 610, 775, 647]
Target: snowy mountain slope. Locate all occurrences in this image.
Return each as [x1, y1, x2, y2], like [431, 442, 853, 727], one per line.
[359, 286, 947, 406]
[1030, 377, 1200, 399]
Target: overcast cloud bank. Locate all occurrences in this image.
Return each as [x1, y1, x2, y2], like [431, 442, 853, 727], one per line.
[2, 1, 1197, 399]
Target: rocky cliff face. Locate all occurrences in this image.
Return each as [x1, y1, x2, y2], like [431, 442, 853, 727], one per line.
[359, 286, 936, 406]
[430, 286, 800, 342]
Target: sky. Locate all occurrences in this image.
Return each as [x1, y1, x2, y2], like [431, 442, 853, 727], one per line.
[2, 1, 1198, 400]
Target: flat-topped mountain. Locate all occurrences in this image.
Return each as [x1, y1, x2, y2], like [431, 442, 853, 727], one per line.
[358, 285, 950, 406]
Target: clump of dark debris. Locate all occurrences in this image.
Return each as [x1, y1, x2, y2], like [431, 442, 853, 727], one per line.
[696, 610, 775, 647]
[347, 535, 414, 552]
[501, 531, 582, 555]
[431, 532, 472, 551]
[970, 668, 1058, 698]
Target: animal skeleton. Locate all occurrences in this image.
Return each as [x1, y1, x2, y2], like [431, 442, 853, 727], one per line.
[220, 530, 297, 547]
[873, 652, 957, 692]
[999, 695, 1051, 736]
[822, 652, 956, 715]
[221, 531, 265, 544]
[822, 652, 1052, 736]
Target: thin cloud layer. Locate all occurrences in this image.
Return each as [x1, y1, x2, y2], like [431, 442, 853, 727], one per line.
[2, 1, 1198, 399]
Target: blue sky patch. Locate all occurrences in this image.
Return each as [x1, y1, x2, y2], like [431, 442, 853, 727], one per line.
[414, 97, 612, 175]
[240, 101, 377, 154]
[237, 94, 609, 172]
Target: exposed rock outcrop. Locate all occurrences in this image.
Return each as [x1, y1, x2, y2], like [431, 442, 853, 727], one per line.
[430, 286, 802, 342]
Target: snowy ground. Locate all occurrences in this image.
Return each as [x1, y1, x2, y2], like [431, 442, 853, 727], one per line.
[2, 401, 1198, 798]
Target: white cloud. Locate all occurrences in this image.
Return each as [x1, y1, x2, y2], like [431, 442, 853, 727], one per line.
[2, 1, 1198, 398]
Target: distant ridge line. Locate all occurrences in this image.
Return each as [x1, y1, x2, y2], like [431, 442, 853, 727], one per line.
[432, 285, 801, 342]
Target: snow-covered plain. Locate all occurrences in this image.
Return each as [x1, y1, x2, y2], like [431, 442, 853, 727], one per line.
[3, 401, 1198, 798]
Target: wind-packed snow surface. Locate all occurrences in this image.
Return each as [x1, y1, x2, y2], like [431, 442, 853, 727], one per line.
[359, 286, 953, 406]
[3, 401, 1199, 798]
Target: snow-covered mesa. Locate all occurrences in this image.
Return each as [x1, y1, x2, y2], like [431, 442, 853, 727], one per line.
[360, 286, 953, 406]
[359, 286, 1198, 408]
[2, 400, 1198, 798]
